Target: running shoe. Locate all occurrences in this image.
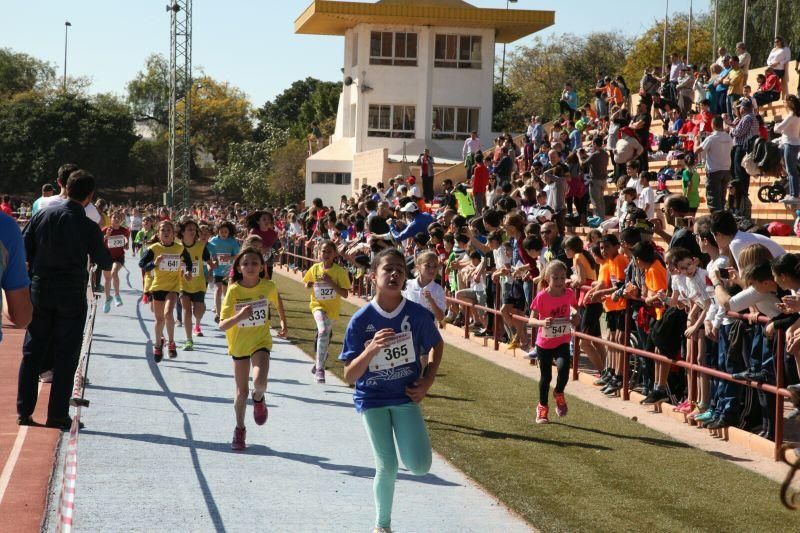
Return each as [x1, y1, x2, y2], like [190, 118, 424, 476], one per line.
[194, 325, 204, 337]
[525, 348, 537, 361]
[231, 426, 246, 451]
[176, 320, 183, 327]
[554, 392, 568, 417]
[153, 344, 164, 363]
[372, 528, 392, 533]
[142, 293, 150, 304]
[535, 403, 549, 424]
[168, 341, 177, 359]
[315, 369, 326, 384]
[252, 394, 268, 425]
[182, 340, 194, 351]
[214, 315, 219, 323]
[641, 389, 669, 405]
[672, 400, 690, 412]
[114, 294, 123, 307]
[39, 370, 54, 383]
[694, 410, 715, 423]
[103, 297, 112, 313]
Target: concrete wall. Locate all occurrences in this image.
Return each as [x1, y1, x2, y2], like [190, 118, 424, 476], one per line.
[304, 157, 353, 209]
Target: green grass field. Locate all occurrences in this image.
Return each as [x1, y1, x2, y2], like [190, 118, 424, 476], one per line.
[272, 271, 799, 532]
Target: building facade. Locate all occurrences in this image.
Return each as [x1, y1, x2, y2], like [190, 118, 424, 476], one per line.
[297, 0, 554, 207]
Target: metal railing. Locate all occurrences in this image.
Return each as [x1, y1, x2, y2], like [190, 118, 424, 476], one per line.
[275, 243, 797, 461]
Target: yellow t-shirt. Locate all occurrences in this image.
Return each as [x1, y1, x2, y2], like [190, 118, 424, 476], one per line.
[220, 279, 280, 356]
[179, 241, 208, 294]
[302, 262, 351, 320]
[149, 242, 188, 293]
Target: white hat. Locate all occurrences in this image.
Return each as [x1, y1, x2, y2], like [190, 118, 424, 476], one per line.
[399, 202, 419, 213]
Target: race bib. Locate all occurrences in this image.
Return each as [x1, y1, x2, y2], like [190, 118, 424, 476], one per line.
[314, 282, 336, 301]
[542, 319, 572, 339]
[159, 254, 181, 272]
[107, 235, 126, 249]
[370, 331, 416, 372]
[217, 253, 231, 267]
[188, 262, 200, 277]
[236, 298, 268, 328]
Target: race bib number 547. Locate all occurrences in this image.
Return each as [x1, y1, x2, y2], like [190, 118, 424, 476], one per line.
[542, 319, 572, 339]
[370, 331, 416, 372]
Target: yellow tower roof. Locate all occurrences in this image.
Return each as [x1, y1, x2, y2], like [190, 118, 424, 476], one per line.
[295, 0, 555, 44]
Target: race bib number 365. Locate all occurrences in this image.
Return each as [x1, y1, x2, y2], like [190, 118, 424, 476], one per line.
[159, 254, 180, 272]
[236, 298, 268, 328]
[370, 331, 416, 372]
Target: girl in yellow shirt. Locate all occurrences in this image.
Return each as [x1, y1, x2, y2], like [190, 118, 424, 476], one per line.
[302, 240, 351, 384]
[219, 247, 288, 451]
[177, 219, 216, 352]
[138, 220, 192, 361]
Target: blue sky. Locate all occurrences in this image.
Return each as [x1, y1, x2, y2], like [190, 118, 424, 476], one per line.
[1, 0, 708, 106]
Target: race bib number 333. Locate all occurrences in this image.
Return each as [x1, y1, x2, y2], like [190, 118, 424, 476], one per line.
[370, 331, 416, 372]
[236, 298, 268, 328]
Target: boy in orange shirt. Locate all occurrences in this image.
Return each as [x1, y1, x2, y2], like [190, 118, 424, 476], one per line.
[632, 241, 670, 405]
[583, 234, 629, 395]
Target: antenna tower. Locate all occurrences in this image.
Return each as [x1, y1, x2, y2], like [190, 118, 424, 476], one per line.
[167, 1, 192, 211]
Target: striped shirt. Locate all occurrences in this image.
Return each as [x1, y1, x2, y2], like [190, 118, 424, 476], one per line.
[730, 112, 758, 146]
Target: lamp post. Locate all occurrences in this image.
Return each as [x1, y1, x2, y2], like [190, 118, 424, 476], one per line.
[661, 0, 668, 77]
[63, 21, 71, 91]
[686, 0, 692, 66]
[500, 0, 517, 86]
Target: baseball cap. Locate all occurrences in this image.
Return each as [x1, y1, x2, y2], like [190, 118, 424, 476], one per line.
[407, 176, 416, 185]
[399, 202, 419, 213]
[735, 97, 753, 108]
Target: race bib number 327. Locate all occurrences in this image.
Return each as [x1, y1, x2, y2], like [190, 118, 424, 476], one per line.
[370, 331, 416, 372]
[314, 282, 336, 301]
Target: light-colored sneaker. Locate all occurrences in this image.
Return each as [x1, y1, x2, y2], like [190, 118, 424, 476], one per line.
[780, 195, 800, 204]
[315, 369, 326, 384]
[114, 294, 123, 307]
[372, 528, 392, 533]
[536, 403, 549, 424]
[231, 426, 246, 451]
[182, 340, 194, 351]
[103, 298, 112, 313]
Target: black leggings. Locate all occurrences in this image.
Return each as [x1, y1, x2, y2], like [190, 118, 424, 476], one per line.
[536, 343, 571, 406]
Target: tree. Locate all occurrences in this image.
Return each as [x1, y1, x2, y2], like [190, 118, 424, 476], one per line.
[128, 137, 168, 203]
[715, 0, 800, 72]
[267, 139, 308, 206]
[213, 123, 288, 202]
[622, 12, 713, 86]
[189, 76, 252, 166]
[126, 53, 170, 128]
[0, 92, 138, 192]
[0, 48, 55, 98]
[505, 32, 630, 120]
[492, 83, 522, 133]
[254, 77, 340, 140]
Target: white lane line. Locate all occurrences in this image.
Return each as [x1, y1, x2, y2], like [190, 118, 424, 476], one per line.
[0, 382, 44, 505]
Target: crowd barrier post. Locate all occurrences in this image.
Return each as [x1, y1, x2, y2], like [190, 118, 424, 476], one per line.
[571, 333, 581, 381]
[622, 308, 631, 402]
[775, 331, 786, 461]
[463, 304, 471, 340]
[493, 280, 501, 351]
[687, 335, 697, 411]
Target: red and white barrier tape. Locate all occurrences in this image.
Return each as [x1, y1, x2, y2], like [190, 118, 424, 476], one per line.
[56, 276, 97, 531]
[55, 410, 81, 533]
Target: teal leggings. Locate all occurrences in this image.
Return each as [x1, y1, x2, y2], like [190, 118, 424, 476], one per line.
[362, 402, 432, 528]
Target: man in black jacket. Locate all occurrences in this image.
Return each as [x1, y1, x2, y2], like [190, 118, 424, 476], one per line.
[17, 170, 112, 430]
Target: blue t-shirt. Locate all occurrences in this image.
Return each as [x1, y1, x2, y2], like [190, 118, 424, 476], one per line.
[0, 213, 30, 341]
[208, 236, 240, 277]
[339, 298, 442, 413]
